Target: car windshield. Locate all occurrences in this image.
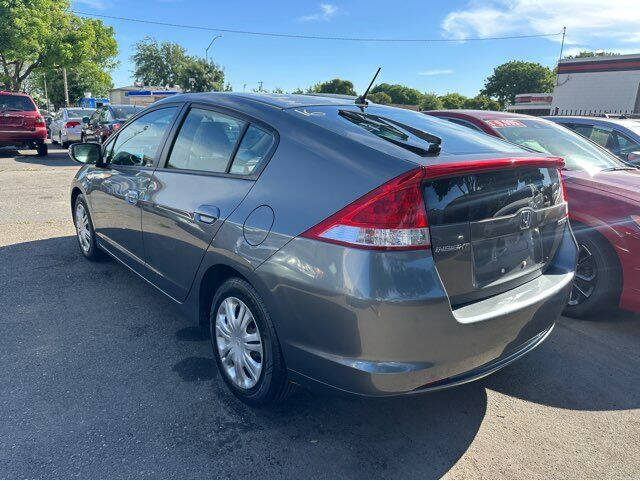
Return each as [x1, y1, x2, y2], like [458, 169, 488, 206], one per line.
[490, 118, 625, 172]
[112, 106, 142, 120]
[67, 109, 94, 118]
[0, 95, 35, 112]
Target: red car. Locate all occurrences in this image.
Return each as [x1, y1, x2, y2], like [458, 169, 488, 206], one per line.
[426, 110, 640, 317]
[0, 91, 47, 156]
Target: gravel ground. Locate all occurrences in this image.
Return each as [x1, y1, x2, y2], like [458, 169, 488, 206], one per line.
[1, 144, 639, 479]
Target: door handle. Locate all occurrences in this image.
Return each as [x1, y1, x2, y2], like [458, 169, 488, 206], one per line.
[194, 205, 220, 224]
[124, 190, 139, 205]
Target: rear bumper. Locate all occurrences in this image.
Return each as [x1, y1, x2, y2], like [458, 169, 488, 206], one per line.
[256, 223, 576, 397]
[0, 129, 46, 146]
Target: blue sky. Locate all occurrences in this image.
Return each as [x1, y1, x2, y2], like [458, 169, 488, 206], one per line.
[71, 0, 640, 96]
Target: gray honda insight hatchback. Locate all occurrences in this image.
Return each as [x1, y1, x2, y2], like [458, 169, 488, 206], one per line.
[68, 93, 576, 406]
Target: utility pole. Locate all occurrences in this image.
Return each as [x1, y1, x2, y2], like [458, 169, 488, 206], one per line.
[243, 83, 246, 92]
[556, 26, 567, 87]
[43, 73, 49, 111]
[62, 67, 70, 107]
[258, 80, 263, 92]
[205, 34, 222, 63]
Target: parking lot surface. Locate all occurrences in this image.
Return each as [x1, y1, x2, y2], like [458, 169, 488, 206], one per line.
[1, 144, 639, 479]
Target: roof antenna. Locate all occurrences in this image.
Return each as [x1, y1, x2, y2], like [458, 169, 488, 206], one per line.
[355, 67, 381, 105]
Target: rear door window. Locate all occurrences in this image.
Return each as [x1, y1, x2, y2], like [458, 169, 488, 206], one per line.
[166, 108, 246, 173]
[230, 125, 274, 175]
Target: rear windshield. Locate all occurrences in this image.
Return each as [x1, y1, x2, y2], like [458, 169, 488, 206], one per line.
[112, 106, 143, 119]
[67, 109, 94, 118]
[489, 118, 623, 172]
[0, 95, 36, 112]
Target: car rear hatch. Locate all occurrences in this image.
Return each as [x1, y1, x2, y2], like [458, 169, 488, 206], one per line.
[0, 95, 38, 131]
[423, 157, 568, 306]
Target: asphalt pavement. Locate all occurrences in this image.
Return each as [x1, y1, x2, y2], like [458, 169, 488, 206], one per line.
[1, 144, 639, 479]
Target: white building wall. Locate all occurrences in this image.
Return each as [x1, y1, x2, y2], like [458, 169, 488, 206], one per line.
[552, 69, 640, 115]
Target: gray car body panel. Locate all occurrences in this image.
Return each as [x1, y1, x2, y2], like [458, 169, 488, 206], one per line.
[71, 92, 576, 397]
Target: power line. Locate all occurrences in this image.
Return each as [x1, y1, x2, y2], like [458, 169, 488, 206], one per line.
[73, 11, 563, 43]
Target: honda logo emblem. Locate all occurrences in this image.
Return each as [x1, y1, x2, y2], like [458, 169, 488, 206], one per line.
[519, 209, 533, 230]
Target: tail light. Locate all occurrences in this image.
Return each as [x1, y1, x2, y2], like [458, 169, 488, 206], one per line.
[34, 116, 45, 126]
[301, 156, 567, 252]
[301, 167, 430, 250]
[65, 121, 80, 128]
[112, 123, 122, 131]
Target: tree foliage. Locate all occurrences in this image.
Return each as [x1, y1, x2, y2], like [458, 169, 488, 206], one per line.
[371, 83, 423, 105]
[132, 37, 225, 92]
[564, 50, 621, 59]
[463, 94, 501, 110]
[439, 92, 467, 109]
[309, 78, 356, 96]
[419, 92, 443, 111]
[367, 91, 392, 104]
[481, 61, 555, 106]
[38, 62, 113, 108]
[0, 0, 117, 91]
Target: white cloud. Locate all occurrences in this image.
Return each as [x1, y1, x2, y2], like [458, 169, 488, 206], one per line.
[442, 0, 640, 48]
[298, 4, 338, 22]
[418, 69, 454, 76]
[73, 0, 109, 9]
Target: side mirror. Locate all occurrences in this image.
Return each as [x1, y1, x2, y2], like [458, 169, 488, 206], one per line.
[69, 143, 102, 165]
[626, 151, 640, 164]
[82, 116, 90, 124]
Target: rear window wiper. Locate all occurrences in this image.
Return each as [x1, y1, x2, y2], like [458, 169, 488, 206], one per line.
[338, 110, 441, 156]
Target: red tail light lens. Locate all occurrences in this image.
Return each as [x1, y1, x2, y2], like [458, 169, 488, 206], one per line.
[301, 167, 430, 250]
[34, 116, 45, 126]
[65, 121, 80, 128]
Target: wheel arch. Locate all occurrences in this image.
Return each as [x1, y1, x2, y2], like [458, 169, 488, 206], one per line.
[197, 263, 250, 327]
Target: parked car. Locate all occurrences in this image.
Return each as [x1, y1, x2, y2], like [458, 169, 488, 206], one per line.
[426, 110, 640, 316]
[68, 93, 576, 405]
[81, 104, 143, 144]
[545, 116, 640, 165]
[50, 107, 96, 148]
[40, 109, 53, 139]
[0, 91, 47, 156]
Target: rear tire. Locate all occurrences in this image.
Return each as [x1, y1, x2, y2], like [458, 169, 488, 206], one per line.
[210, 278, 296, 406]
[564, 224, 621, 319]
[36, 142, 47, 157]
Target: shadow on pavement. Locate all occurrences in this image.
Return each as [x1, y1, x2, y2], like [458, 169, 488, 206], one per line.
[482, 314, 640, 411]
[2, 235, 638, 477]
[7, 148, 77, 167]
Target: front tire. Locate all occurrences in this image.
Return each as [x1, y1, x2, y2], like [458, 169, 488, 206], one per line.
[210, 278, 295, 406]
[73, 194, 101, 261]
[564, 224, 621, 318]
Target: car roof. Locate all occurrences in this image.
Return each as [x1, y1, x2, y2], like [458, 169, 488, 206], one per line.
[547, 116, 640, 128]
[156, 92, 360, 111]
[427, 109, 536, 121]
[0, 91, 32, 97]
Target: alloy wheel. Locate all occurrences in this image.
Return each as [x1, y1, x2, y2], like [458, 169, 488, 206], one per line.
[75, 202, 91, 253]
[568, 243, 597, 306]
[215, 296, 263, 390]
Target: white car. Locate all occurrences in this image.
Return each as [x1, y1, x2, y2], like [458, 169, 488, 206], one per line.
[50, 108, 96, 148]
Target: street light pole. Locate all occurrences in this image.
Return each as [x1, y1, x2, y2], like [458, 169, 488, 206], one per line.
[205, 34, 222, 63]
[43, 73, 49, 111]
[62, 67, 70, 107]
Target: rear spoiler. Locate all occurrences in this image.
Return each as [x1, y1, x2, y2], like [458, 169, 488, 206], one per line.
[425, 157, 565, 179]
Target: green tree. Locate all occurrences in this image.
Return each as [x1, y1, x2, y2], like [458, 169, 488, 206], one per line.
[419, 92, 443, 111]
[463, 94, 502, 111]
[439, 92, 468, 109]
[309, 78, 356, 96]
[132, 37, 224, 91]
[564, 50, 621, 59]
[371, 83, 423, 105]
[39, 62, 113, 108]
[0, 0, 117, 91]
[291, 87, 305, 94]
[367, 91, 392, 104]
[482, 61, 555, 106]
